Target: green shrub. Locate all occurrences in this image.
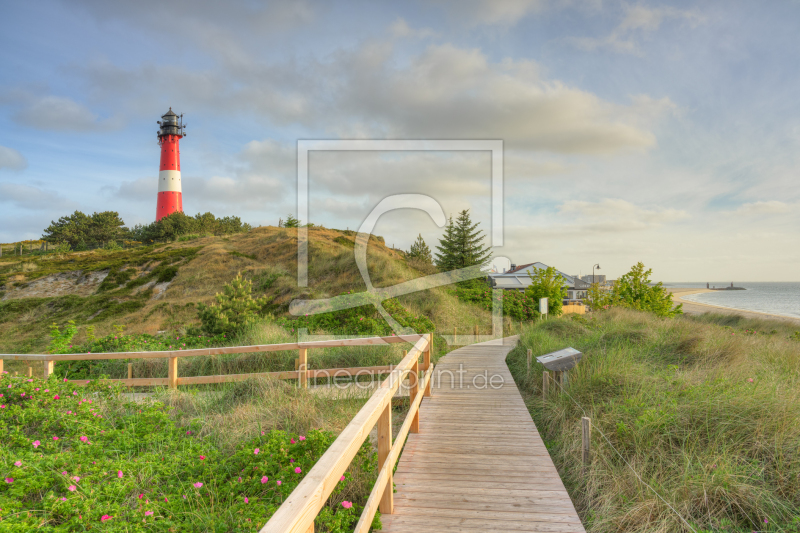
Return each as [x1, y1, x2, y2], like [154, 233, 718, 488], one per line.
[589, 262, 681, 317]
[279, 293, 434, 336]
[456, 280, 539, 321]
[524, 265, 566, 316]
[0, 375, 375, 531]
[197, 273, 271, 336]
[154, 265, 179, 283]
[333, 236, 355, 248]
[48, 320, 77, 354]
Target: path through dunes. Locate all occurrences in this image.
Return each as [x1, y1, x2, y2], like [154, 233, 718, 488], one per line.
[382, 337, 586, 533]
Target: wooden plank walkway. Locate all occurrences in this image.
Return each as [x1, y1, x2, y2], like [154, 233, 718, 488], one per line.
[382, 337, 586, 533]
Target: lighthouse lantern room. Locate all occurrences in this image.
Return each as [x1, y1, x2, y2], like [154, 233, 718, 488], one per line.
[155, 108, 186, 221]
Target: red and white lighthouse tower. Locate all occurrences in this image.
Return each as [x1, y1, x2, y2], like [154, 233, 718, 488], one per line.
[155, 108, 186, 221]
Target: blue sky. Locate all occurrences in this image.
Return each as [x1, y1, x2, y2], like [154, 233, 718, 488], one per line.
[1, 0, 798, 281]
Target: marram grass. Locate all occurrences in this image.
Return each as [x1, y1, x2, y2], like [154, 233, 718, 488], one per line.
[507, 308, 800, 533]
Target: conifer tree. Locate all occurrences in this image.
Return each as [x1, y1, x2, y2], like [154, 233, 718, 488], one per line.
[197, 272, 271, 335]
[434, 209, 492, 271]
[407, 234, 433, 264]
[283, 214, 301, 228]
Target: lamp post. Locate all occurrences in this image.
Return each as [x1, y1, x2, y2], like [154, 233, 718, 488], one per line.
[592, 264, 601, 284]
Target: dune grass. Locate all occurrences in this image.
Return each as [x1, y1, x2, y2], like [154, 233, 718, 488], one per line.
[506, 309, 800, 532]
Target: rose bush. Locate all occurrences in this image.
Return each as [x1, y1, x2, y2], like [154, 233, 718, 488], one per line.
[0, 374, 376, 531]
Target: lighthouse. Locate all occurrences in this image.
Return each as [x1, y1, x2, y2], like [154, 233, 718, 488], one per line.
[155, 108, 186, 221]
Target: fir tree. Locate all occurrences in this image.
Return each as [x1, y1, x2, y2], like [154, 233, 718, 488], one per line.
[283, 214, 301, 228]
[197, 272, 271, 335]
[407, 234, 433, 264]
[434, 209, 492, 271]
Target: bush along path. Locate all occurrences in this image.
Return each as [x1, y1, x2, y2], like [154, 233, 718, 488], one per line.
[0, 373, 377, 531]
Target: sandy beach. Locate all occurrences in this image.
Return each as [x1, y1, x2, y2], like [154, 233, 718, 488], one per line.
[669, 288, 800, 326]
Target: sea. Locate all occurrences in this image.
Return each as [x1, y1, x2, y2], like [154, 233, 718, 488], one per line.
[662, 282, 800, 319]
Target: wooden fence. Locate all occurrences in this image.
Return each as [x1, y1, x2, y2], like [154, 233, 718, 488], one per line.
[1, 333, 435, 532]
[260, 334, 433, 533]
[0, 334, 429, 390]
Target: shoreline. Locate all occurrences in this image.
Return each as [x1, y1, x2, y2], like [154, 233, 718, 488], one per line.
[668, 288, 800, 326]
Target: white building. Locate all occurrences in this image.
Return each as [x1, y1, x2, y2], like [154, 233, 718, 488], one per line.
[487, 262, 590, 301]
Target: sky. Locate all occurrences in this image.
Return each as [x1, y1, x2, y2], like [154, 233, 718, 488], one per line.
[1, 0, 799, 281]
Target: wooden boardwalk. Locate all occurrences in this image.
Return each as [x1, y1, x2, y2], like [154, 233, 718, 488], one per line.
[382, 337, 586, 533]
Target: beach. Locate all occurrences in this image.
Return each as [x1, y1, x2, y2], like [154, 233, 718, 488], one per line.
[669, 287, 800, 326]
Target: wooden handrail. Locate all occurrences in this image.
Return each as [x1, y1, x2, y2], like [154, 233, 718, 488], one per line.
[0, 334, 424, 362]
[260, 333, 433, 533]
[0, 334, 427, 390]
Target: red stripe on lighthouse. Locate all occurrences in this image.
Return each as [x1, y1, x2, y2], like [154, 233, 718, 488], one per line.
[156, 134, 183, 221]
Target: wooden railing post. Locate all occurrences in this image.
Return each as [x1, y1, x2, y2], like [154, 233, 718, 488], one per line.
[168, 357, 178, 389]
[128, 363, 133, 380]
[410, 359, 420, 433]
[554, 370, 562, 389]
[453, 326, 457, 345]
[424, 334, 432, 397]
[526, 349, 532, 375]
[299, 348, 308, 388]
[0, 359, 3, 375]
[543, 371, 549, 400]
[582, 417, 591, 477]
[43, 360, 54, 380]
[473, 324, 478, 337]
[378, 402, 393, 514]
[27, 365, 32, 377]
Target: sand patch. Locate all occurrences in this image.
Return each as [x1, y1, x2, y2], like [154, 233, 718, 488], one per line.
[2, 270, 109, 300]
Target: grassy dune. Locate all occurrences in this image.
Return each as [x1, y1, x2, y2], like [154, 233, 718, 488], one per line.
[507, 309, 800, 532]
[0, 226, 496, 358]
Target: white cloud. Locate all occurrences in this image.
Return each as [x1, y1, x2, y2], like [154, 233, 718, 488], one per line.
[12, 96, 122, 132]
[0, 182, 73, 211]
[108, 138, 293, 211]
[331, 43, 670, 153]
[432, 0, 547, 27]
[569, 4, 704, 55]
[389, 18, 437, 39]
[76, 34, 671, 155]
[557, 198, 690, 230]
[0, 146, 27, 171]
[729, 201, 792, 215]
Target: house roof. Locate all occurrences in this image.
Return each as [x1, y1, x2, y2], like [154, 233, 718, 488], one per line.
[492, 262, 575, 284]
[506, 263, 535, 274]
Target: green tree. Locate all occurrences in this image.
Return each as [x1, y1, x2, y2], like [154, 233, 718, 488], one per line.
[130, 212, 251, 243]
[434, 210, 492, 271]
[591, 262, 682, 317]
[525, 266, 567, 316]
[197, 272, 271, 335]
[407, 234, 433, 264]
[42, 211, 92, 247]
[283, 214, 301, 228]
[89, 211, 127, 244]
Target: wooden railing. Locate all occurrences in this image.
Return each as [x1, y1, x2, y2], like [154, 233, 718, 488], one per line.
[1, 332, 435, 532]
[0, 334, 427, 390]
[260, 334, 433, 533]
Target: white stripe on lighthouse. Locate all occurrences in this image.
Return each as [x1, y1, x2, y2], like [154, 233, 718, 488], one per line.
[158, 170, 182, 193]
